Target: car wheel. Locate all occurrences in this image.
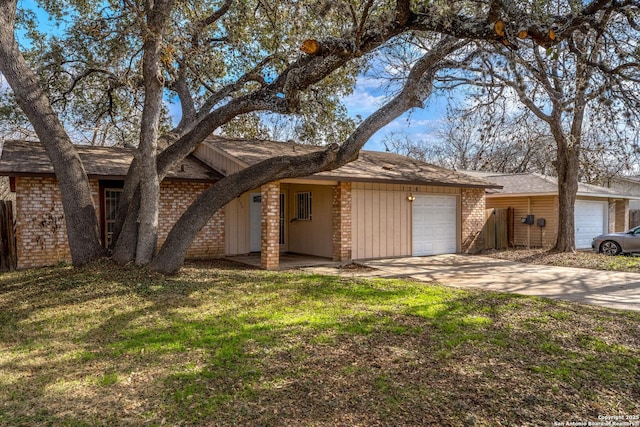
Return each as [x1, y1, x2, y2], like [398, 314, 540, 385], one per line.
[600, 240, 622, 256]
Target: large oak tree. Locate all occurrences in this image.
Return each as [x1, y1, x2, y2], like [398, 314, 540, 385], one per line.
[0, 0, 631, 273]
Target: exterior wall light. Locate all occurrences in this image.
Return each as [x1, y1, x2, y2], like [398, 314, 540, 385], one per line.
[407, 193, 416, 202]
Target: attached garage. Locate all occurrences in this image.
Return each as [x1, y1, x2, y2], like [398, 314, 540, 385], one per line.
[350, 183, 464, 260]
[412, 195, 458, 256]
[574, 200, 608, 249]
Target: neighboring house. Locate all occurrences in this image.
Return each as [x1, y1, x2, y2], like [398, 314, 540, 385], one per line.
[0, 137, 500, 270]
[465, 171, 633, 249]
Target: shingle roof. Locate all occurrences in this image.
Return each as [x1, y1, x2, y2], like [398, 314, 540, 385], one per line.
[205, 137, 501, 189]
[0, 140, 222, 182]
[463, 171, 628, 198]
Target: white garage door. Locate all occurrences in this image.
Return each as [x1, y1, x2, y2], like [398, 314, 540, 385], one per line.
[574, 200, 608, 249]
[412, 195, 458, 256]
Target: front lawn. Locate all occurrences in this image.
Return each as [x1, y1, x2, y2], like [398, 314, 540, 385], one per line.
[0, 260, 638, 426]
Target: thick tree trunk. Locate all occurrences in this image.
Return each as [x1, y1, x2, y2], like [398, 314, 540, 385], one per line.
[134, 0, 174, 265]
[552, 57, 587, 253]
[0, 0, 104, 266]
[554, 144, 580, 252]
[111, 162, 140, 264]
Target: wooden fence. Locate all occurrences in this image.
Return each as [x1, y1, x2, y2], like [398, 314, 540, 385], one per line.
[484, 207, 512, 250]
[0, 200, 17, 272]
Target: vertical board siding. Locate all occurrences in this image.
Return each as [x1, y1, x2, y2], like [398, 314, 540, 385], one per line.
[225, 193, 250, 255]
[486, 196, 558, 248]
[485, 197, 533, 247]
[351, 183, 460, 260]
[530, 196, 558, 247]
[286, 184, 333, 258]
[372, 190, 380, 259]
[194, 144, 243, 175]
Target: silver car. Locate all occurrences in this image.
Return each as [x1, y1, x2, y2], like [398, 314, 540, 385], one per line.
[592, 226, 640, 255]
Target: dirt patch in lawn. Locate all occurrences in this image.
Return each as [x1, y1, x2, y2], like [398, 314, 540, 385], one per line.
[338, 262, 377, 272]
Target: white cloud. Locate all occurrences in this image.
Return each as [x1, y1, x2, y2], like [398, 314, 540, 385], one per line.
[342, 87, 386, 118]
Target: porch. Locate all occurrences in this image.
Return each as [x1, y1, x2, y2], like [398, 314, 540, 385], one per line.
[228, 252, 341, 270]
[226, 180, 352, 270]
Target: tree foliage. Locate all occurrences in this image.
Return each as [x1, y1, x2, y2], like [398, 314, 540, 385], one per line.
[2, 0, 639, 271]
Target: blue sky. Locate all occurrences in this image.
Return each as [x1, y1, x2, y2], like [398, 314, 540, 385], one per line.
[342, 75, 449, 152]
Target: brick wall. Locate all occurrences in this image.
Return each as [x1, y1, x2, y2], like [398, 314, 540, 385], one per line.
[14, 176, 224, 268]
[608, 199, 617, 233]
[615, 199, 629, 232]
[158, 181, 225, 259]
[260, 182, 280, 270]
[15, 177, 74, 268]
[332, 182, 352, 262]
[461, 188, 486, 253]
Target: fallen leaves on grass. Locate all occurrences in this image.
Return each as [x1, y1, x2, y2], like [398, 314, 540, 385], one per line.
[0, 261, 638, 426]
[485, 248, 640, 272]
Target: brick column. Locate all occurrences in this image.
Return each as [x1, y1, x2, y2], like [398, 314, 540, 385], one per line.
[332, 182, 352, 262]
[461, 188, 486, 253]
[615, 199, 629, 232]
[261, 182, 280, 270]
[608, 199, 616, 233]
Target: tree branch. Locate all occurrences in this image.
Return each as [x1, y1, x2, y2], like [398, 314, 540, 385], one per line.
[149, 37, 465, 274]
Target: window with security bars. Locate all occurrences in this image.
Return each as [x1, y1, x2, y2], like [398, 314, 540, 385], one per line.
[294, 192, 312, 221]
[104, 188, 123, 249]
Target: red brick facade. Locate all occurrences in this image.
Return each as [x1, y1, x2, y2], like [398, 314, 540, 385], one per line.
[260, 182, 280, 270]
[15, 177, 76, 267]
[332, 182, 352, 262]
[615, 199, 629, 232]
[158, 181, 225, 259]
[461, 188, 486, 253]
[14, 177, 224, 268]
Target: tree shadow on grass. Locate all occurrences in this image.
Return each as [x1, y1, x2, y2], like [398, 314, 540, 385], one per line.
[1, 263, 638, 426]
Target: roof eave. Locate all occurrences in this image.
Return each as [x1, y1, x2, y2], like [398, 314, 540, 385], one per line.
[576, 191, 633, 199]
[487, 191, 633, 199]
[319, 175, 501, 188]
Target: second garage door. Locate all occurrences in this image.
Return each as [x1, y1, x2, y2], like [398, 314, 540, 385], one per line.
[574, 200, 608, 249]
[412, 195, 458, 256]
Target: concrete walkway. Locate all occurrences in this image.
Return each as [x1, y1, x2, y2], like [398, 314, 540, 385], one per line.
[304, 254, 640, 312]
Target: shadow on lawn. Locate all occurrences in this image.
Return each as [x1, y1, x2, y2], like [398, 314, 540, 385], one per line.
[0, 262, 638, 426]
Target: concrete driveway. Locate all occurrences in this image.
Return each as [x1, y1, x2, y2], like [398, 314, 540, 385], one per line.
[306, 254, 640, 311]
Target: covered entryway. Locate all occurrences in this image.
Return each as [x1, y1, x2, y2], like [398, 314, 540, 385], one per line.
[412, 195, 457, 256]
[574, 200, 608, 249]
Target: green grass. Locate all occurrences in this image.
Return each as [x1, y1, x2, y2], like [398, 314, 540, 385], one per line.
[0, 259, 638, 426]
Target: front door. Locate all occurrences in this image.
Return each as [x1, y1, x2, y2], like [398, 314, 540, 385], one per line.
[250, 193, 262, 252]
